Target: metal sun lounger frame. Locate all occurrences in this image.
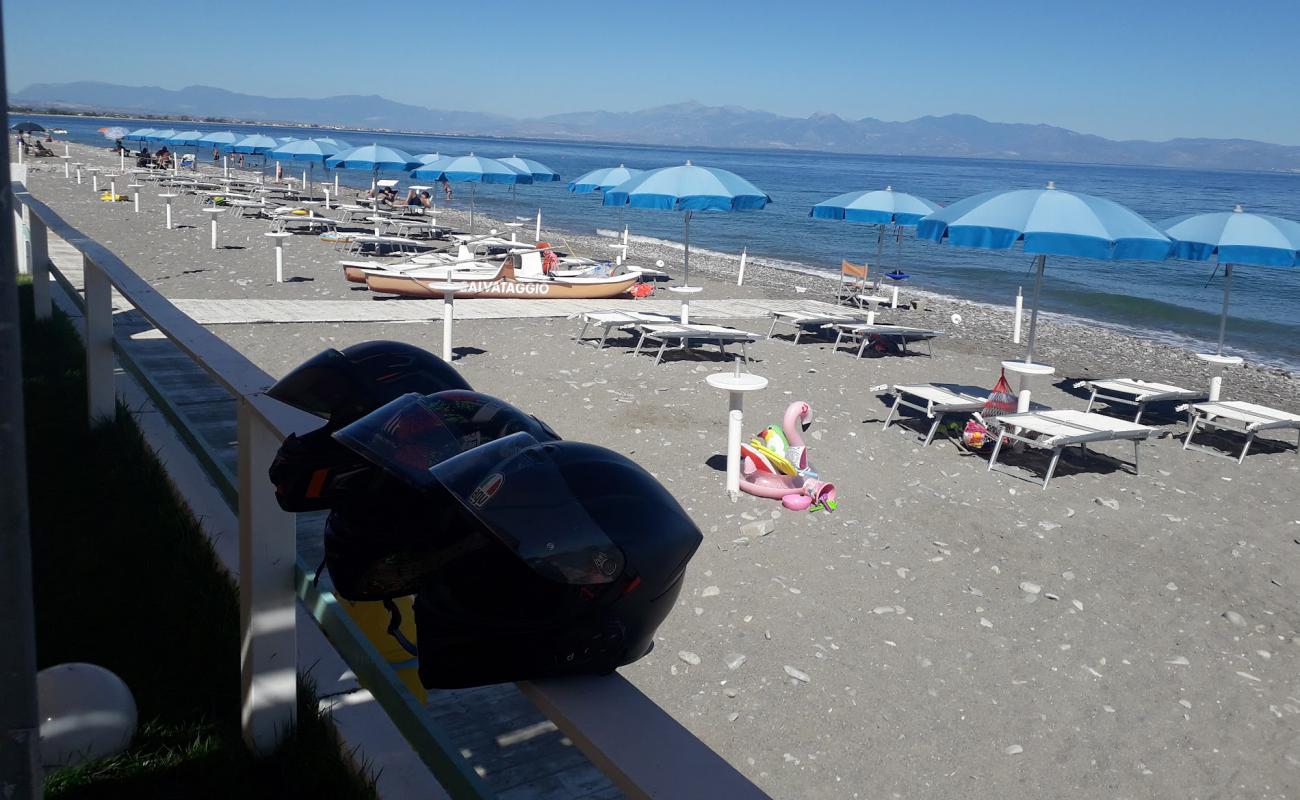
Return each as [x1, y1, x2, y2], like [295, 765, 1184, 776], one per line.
[987, 409, 1155, 489]
[829, 322, 941, 358]
[1075, 378, 1205, 423]
[1180, 400, 1300, 463]
[631, 324, 758, 365]
[575, 311, 676, 348]
[765, 310, 866, 344]
[881, 384, 989, 446]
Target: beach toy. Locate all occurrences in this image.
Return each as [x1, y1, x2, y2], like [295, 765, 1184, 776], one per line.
[738, 401, 835, 509]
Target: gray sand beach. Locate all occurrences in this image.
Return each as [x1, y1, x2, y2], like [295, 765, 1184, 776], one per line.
[23, 143, 1300, 799]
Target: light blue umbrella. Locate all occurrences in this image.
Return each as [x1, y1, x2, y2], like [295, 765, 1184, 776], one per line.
[916, 181, 1171, 362]
[230, 134, 280, 154]
[500, 155, 560, 182]
[313, 136, 351, 151]
[1159, 204, 1300, 355]
[603, 161, 772, 285]
[167, 130, 205, 147]
[326, 143, 421, 172]
[270, 139, 343, 194]
[567, 164, 641, 194]
[124, 128, 156, 142]
[144, 129, 177, 144]
[811, 185, 941, 284]
[412, 154, 533, 233]
[413, 152, 451, 164]
[197, 130, 242, 148]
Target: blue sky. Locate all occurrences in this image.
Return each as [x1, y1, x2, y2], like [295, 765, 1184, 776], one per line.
[6, 0, 1300, 145]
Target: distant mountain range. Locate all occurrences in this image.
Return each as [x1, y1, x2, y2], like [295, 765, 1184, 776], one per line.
[14, 81, 1300, 172]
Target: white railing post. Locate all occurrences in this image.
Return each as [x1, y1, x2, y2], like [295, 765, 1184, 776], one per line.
[237, 401, 297, 756]
[28, 212, 49, 319]
[82, 255, 115, 421]
[13, 204, 28, 276]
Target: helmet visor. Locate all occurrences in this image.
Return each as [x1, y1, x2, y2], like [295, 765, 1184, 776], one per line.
[429, 432, 625, 586]
[331, 393, 481, 489]
[267, 349, 358, 421]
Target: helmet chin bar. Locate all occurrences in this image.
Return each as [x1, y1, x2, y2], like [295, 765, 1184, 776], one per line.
[268, 342, 703, 688]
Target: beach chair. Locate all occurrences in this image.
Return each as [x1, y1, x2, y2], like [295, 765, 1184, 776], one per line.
[830, 322, 942, 357]
[1075, 378, 1205, 423]
[1180, 400, 1300, 463]
[986, 409, 1155, 489]
[881, 384, 990, 445]
[766, 309, 864, 343]
[574, 311, 675, 348]
[836, 259, 870, 305]
[631, 323, 759, 365]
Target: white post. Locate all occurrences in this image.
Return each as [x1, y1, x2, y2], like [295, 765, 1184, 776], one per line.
[535, 209, 541, 243]
[83, 256, 115, 422]
[13, 207, 28, 276]
[623, 225, 629, 246]
[16, 142, 22, 165]
[275, 240, 284, 283]
[736, 247, 747, 286]
[63, 142, 69, 157]
[681, 296, 691, 326]
[1208, 374, 1222, 403]
[223, 154, 229, 178]
[442, 294, 455, 362]
[237, 402, 298, 756]
[726, 402, 743, 498]
[1012, 286, 1023, 344]
[302, 169, 308, 196]
[29, 213, 50, 319]
[91, 173, 99, 193]
[75, 165, 82, 184]
[323, 186, 330, 209]
[165, 199, 173, 230]
[109, 178, 116, 201]
[334, 173, 339, 197]
[120, 150, 125, 172]
[211, 216, 218, 250]
[63, 158, 70, 179]
[890, 283, 900, 309]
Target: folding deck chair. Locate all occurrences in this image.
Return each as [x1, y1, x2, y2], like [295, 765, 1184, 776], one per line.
[987, 409, 1155, 489]
[830, 322, 941, 357]
[1181, 400, 1300, 463]
[766, 309, 863, 343]
[1075, 378, 1205, 423]
[632, 324, 759, 365]
[836, 259, 870, 305]
[881, 384, 989, 445]
[574, 311, 675, 348]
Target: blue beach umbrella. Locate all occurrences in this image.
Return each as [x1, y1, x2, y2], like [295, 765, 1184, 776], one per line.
[197, 130, 242, 149]
[604, 161, 772, 285]
[811, 185, 941, 283]
[916, 181, 1171, 362]
[230, 134, 280, 154]
[413, 152, 451, 164]
[1159, 205, 1300, 356]
[167, 130, 205, 146]
[144, 129, 177, 144]
[328, 144, 422, 198]
[500, 156, 560, 182]
[412, 154, 533, 233]
[312, 136, 351, 151]
[567, 164, 642, 194]
[270, 138, 343, 193]
[124, 127, 155, 142]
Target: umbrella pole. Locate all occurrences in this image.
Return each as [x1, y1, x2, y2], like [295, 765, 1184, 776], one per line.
[1025, 254, 1046, 363]
[470, 183, 476, 235]
[875, 226, 885, 290]
[1216, 263, 1233, 356]
[683, 210, 692, 286]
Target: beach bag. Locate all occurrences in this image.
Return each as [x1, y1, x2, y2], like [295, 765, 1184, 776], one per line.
[981, 369, 1018, 421]
[628, 283, 654, 299]
[962, 420, 990, 449]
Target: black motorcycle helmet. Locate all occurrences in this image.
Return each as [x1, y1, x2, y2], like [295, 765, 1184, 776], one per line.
[410, 432, 702, 688]
[323, 391, 561, 601]
[266, 341, 471, 512]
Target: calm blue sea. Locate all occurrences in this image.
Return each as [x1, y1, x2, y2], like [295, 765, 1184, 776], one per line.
[18, 113, 1300, 369]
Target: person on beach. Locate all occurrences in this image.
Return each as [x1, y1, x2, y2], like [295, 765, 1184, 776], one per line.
[405, 189, 432, 209]
[212, 145, 219, 162]
[440, 178, 452, 200]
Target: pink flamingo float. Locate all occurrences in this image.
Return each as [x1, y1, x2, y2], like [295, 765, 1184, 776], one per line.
[738, 401, 837, 510]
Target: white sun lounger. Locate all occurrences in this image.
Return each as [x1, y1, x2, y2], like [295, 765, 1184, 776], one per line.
[830, 322, 941, 357]
[881, 384, 989, 446]
[575, 311, 675, 348]
[766, 310, 864, 343]
[1180, 400, 1300, 463]
[1075, 378, 1205, 423]
[987, 409, 1154, 489]
[632, 324, 758, 365]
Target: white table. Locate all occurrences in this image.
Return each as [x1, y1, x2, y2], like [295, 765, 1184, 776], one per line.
[158, 193, 179, 230]
[668, 285, 703, 325]
[426, 282, 468, 363]
[86, 167, 102, 193]
[1001, 360, 1055, 412]
[853, 293, 892, 325]
[265, 231, 292, 283]
[203, 207, 224, 249]
[1195, 352, 1243, 402]
[706, 362, 769, 501]
[72, 162, 83, 184]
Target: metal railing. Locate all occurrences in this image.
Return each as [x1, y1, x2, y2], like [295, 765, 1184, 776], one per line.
[11, 180, 769, 800]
